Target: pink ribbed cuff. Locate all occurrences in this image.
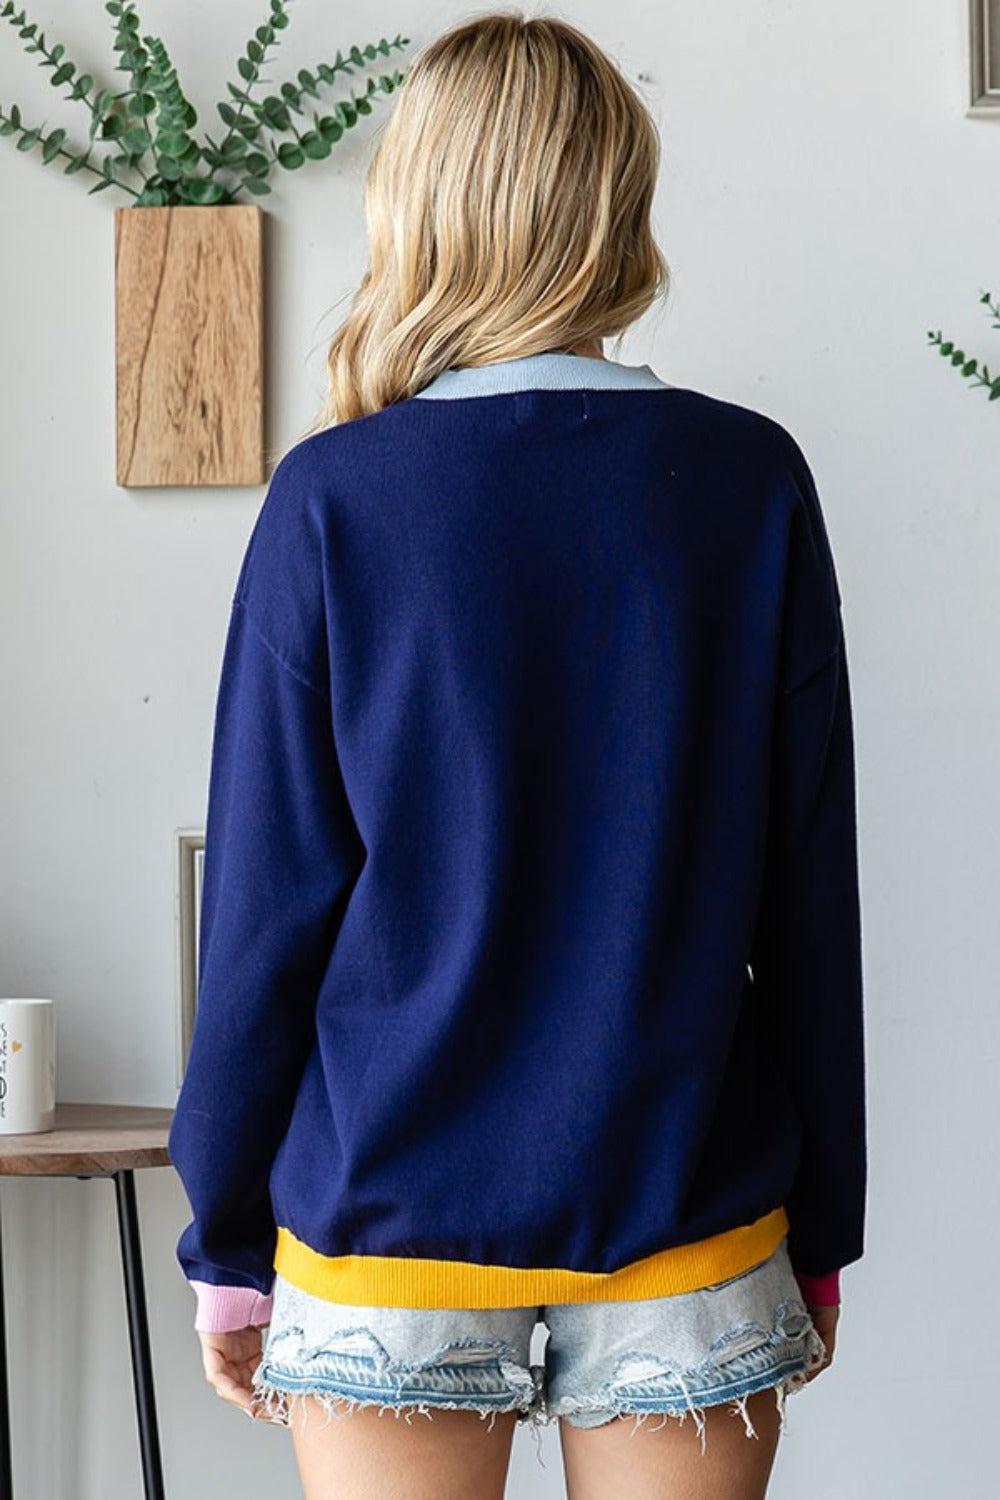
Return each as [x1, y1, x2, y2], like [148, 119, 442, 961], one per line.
[190, 1279, 274, 1333]
[793, 1268, 841, 1306]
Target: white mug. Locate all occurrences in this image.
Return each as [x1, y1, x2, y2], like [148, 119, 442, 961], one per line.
[0, 999, 56, 1134]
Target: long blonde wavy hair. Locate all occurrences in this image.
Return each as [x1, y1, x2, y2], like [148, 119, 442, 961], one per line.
[297, 8, 669, 435]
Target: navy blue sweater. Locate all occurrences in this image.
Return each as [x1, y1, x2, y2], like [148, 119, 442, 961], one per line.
[168, 352, 866, 1331]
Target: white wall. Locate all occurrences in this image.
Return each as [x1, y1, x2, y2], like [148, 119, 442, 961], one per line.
[0, 0, 994, 1494]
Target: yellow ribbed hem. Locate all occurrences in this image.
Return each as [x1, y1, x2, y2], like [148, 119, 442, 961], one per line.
[273, 1205, 790, 1308]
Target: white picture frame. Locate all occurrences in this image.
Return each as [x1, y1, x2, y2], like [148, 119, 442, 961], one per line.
[969, 0, 1000, 113]
[175, 827, 205, 1085]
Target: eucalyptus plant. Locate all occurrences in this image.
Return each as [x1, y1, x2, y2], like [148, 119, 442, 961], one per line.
[928, 291, 1000, 405]
[0, 0, 410, 204]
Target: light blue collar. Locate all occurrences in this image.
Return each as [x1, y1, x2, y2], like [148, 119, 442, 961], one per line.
[413, 350, 670, 399]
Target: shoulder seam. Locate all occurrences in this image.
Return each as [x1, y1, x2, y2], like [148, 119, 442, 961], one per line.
[233, 593, 329, 701]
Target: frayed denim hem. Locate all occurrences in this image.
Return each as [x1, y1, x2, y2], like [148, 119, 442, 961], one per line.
[250, 1359, 549, 1462]
[548, 1311, 828, 1455]
[250, 1315, 826, 1465]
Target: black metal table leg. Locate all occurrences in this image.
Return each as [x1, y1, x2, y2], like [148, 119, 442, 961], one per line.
[0, 1190, 12, 1500]
[114, 1169, 166, 1500]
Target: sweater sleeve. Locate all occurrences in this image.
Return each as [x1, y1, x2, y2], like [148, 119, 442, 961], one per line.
[168, 448, 365, 1333]
[750, 433, 867, 1285]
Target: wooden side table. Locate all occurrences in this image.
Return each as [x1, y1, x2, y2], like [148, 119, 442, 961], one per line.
[0, 1103, 174, 1500]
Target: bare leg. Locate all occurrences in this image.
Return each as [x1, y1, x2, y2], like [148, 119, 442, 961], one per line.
[560, 1385, 782, 1500]
[290, 1397, 519, 1500]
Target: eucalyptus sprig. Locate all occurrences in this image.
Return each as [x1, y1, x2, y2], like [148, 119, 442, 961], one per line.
[0, 0, 410, 205]
[927, 290, 1000, 405]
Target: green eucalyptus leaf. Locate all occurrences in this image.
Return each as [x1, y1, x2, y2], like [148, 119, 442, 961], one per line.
[242, 175, 271, 194]
[122, 125, 151, 152]
[63, 151, 89, 173]
[184, 176, 226, 204]
[41, 126, 66, 161]
[277, 140, 304, 168]
[238, 57, 256, 82]
[244, 151, 270, 174]
[156, 130, 192, 157]
[16, 127, 41, 150]
[262, 98, 290, 129]
[300, 130, 330, 159]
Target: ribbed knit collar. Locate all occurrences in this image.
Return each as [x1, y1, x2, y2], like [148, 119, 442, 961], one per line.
[413, 349, 670, 399]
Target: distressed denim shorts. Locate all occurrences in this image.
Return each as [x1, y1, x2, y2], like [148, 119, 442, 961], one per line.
[250, 1235, 827, 1454]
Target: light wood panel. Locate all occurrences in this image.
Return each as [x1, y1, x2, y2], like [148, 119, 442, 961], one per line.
[115, 205, 264, 488]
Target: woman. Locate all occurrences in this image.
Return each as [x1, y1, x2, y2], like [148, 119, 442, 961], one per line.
[168, 11, 865, 1500]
